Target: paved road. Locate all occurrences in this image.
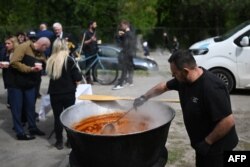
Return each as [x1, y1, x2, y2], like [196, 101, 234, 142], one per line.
[0, 51, 249, 167]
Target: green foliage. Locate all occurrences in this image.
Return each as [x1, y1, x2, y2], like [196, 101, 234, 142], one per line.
[0, 0, 250, 47]
[117, 0, 158, 32]
[154, 0, 250, 47]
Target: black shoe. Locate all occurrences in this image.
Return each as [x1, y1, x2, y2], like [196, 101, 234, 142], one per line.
[54, 141, 64, 150]
[17, 134, 36, 140]
[65, 139, 71, 148]
[87, 80, 94, 85]
[37, 94, 41, 98]
[30, 128, 45, 136]
[6, 104, 11, 109]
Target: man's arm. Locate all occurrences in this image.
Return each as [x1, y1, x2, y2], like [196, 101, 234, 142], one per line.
[205, 114, 235, 145]
[84, 32, 96, 45]
[10, 44, 32, 73]
[195, 114, 236, 155]
[143, 81, 169, 100]
[133, 81, 169, 107]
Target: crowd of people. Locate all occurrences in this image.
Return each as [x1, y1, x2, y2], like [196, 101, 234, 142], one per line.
[0, 22, 82, 150]
[113, 20, 137, 90]
[0, 20, 239, 167]
[0, 19, 138, 149]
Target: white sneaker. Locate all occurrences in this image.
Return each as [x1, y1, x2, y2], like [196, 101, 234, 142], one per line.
[124, 82, 134, 87]
[112, 85, 124, 90]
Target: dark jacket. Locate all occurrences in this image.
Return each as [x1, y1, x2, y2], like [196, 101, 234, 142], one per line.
[48, 57, 82, 95]
[120, 30, 136, 57]
[9, 41, 45, 89]
[52, 32, 78, 57]
[117, 30, 136, 65]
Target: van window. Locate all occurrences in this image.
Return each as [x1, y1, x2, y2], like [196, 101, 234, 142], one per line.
[214, 20, 250, 42]
[234, 30, 250, 47]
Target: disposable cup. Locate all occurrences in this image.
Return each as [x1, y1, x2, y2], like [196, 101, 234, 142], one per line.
[35, 62, 42, 68]
[0, 61, 10, 65]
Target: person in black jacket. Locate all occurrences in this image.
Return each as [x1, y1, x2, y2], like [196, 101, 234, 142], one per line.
[113, 20, 136, 90]
[82, 20, 98, 84]
[52, 22, 77, 57]
[9, 37, 50, 140]
[36, 23, 54, 58]
[134, 50, 238, 167]
[46, 38, 83, 150]
[0, 36, 19, 107]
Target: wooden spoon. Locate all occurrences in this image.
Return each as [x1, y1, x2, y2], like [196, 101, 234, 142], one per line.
[78, 94, 179, 103]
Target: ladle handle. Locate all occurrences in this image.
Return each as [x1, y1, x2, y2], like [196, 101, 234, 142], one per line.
[115, 107, 135, 123]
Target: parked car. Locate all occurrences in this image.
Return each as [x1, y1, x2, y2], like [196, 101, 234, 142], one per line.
[77, 44, 159, 71]
[189, 20, 250, 93]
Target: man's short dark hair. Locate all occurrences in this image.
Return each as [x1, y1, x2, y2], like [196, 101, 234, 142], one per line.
[88, 21, 96, 28]
[168, 49, 197, 70]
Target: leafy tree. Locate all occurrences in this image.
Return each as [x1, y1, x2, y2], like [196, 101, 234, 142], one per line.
[117, 0, 158, 32]
[0, 0, 250, 47]
[155, 0, 250, 47]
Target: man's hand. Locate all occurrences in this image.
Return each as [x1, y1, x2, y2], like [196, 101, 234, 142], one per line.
[91, 36, 97, 41]
[133, 95, 147, 108]
[118, 31, 125, 36]
[194, 140, 211, 156]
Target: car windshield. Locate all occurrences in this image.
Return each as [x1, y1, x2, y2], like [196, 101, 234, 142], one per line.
[214, 20, 250, 42]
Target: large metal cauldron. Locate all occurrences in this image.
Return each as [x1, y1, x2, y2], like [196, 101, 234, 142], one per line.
[60, 100, 175, 167]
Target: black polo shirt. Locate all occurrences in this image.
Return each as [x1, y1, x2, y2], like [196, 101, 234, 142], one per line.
[167, 68, 238, 152]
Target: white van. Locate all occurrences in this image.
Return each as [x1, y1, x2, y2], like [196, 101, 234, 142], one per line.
[189, 21, 250, 92]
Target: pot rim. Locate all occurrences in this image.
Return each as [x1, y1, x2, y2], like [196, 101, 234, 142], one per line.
[60, 101, 176, 137]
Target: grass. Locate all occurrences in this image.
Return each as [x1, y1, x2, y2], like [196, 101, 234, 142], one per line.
[237, 139, 250, 150]
[167, 147, 184, 164]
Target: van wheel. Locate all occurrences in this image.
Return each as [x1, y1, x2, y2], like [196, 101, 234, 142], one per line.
[210, 69, 234, 93]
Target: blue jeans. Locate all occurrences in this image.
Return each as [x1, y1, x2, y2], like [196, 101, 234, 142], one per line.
[8, 87, 37, 135]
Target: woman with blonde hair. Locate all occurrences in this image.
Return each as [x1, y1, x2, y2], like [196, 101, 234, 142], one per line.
[46, 38, 82, 150]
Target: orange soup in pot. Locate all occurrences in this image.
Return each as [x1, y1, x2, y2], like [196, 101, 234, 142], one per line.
[72, 112, 151, 135]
